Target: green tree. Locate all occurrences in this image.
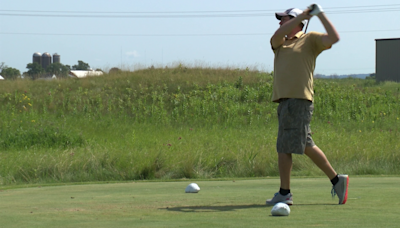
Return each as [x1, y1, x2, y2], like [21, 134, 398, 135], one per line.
[0, 62, 6, 72]
[46, 62, 70, 78]
[109, 67, 121, 74]
[366, 73, 376, 80]
[72, 60, 90, 70]
[26, 63, 44, 79]
[1, 67, 21, 80]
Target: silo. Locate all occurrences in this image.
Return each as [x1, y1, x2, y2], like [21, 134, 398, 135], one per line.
[53, 53, 60, 64]
[41, 52, 52, 69]
[33, 52, 42, 65]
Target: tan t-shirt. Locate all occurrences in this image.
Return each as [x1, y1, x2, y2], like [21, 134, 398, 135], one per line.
[271, 31, 328, 102]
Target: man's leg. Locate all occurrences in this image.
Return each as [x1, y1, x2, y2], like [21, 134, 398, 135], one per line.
[266, 99, 296, 206]
[304, 146, 336, 180]
[266, 152, 294, 205]
[304, 145, 349, 204]
[278, 153, 292, 189]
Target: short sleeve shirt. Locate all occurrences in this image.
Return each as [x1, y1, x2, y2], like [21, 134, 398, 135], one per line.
[271, 31, 328, 102]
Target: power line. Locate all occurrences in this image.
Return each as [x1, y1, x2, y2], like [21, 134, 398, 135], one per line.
[0, 9, 276, 14]
[0, 4, 399, 18]
[0, 32, 269, 37]
[340, 29, 400, 33]
[325, 3, 400, 9]
[327, 8, 400, 14]
[0, 13, 272, 18]
[1, 10, 399, 18]
[1, 3, 400, 14]
[1, 29, 399, 37]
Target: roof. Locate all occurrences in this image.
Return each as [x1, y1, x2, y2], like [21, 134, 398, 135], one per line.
[0, 75, 4, 80]
[68, 70, 104, 78]
[375, 38, 400, 41]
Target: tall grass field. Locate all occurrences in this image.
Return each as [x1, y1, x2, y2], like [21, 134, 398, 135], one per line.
[1, 65, 399, 186]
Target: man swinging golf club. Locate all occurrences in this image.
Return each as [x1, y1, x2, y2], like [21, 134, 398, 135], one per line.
[266, 4, 349, 205]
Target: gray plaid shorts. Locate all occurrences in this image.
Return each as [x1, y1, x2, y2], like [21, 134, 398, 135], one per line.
[277, 98, 315, 154]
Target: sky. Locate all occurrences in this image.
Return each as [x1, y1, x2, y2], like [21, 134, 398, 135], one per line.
[1, 0, 399, 75]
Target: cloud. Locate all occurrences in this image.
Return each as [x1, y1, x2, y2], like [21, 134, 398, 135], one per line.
[126, 51, 140, 58]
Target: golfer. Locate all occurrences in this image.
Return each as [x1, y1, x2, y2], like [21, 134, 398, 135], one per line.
[266, 4, 349, 205]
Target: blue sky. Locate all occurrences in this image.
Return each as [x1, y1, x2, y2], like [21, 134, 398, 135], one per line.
[1, 0, 399, 75]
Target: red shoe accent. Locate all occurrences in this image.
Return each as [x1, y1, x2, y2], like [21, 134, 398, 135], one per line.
[342, 176, 349, 204]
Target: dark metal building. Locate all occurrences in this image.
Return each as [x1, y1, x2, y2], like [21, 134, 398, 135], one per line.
[53, 53, 60, 64]
[41, 52, 52, 70]
[375, 38, 400, 82]
[33, 52, 42, 66]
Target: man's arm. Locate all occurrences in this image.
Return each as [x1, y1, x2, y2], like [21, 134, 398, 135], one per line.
[270, 15, 308, 49]
[318, 12, 340, 47]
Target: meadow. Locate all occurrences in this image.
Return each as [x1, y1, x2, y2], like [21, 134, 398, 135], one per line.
[0, 65, 400, 186]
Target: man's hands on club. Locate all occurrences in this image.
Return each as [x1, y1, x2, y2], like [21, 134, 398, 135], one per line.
[308, 4, 323, 16]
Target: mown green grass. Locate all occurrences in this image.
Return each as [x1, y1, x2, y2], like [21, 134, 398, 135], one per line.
[1, 66, 400, 185]
[0, 177, 399, 228]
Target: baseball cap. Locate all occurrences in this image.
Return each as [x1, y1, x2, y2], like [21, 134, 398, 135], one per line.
[275, 8, 307, 25]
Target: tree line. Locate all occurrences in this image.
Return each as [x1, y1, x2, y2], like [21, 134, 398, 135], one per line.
[0, 60, 92, 80]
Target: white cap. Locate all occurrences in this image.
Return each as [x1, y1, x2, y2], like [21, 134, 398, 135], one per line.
[275, 8, 307, 25]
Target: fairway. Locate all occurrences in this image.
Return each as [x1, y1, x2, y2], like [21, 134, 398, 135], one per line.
[0, 177, 399, 227]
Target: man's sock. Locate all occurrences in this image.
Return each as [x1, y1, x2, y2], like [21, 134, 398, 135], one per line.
[331, 175, 339, 186]
[279, 188, 290, 195]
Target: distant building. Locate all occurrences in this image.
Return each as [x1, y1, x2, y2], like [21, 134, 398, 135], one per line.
[68, 70, 104, 78]
[32, 52, 61, 70]
[33, 52, 42, 66]
[41, 52, 52, 70]
[375, 38, 400, 82]
[53, 53, 60, 64]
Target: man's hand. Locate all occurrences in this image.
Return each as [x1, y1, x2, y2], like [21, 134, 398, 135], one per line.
[301, 8, 313, 20]
[307, 4, 339, 48]
[308, 4, 323, 16]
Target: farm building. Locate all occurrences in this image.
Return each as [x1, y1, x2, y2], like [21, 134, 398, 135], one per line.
[375, 38, 400, 82]
[68, 70, 104, 78]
